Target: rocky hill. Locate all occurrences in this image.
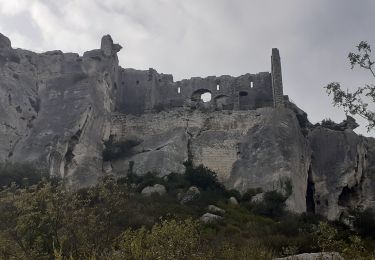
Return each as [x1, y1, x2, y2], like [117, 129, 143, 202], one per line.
[0, 33, 374, 220]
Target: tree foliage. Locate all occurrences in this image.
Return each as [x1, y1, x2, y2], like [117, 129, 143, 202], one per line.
[0, 162, 48, 189]
[0, 164, 374, 259]
[114, 218, 201, 260]
[325, 41, 375, 130]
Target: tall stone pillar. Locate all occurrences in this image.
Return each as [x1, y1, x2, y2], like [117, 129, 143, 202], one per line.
[271, 48, 284, 108]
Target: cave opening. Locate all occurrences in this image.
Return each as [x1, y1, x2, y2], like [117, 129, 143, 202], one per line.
[306, 165, 315, 213]
[338, 185, 358, 207]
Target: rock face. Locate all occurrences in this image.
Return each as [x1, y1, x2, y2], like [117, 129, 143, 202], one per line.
[1, 32, 375, 219]
[273, 252, 344, 260]
[0, 32, 121, 187]
[308, 127, 368, 220]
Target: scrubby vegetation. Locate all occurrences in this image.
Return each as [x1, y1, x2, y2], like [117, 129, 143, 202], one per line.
[0, 162, 49, 189]
[0, 163, 375, 259]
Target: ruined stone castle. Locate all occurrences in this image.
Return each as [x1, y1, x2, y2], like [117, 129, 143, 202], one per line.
[1, 33, 374, 221]
[116, 47, 284, 114]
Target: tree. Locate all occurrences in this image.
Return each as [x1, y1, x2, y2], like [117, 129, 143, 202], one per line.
[325, 41, 375, 130]
[115, 218, 202, 260]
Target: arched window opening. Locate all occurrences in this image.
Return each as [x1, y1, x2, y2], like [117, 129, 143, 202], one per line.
[250, 81, 254, 88]
[191, 89, 212, 103]
[178, 87, 181, 94]
[239, 91, 248, 97]
[217, 84, 220, 90]
[201, 92, 212, 102]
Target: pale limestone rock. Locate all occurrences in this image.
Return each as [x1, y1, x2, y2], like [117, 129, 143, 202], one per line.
[0, 33, 11, 49]
[1, 32, 375, 220]
[207, 205, 225, 215]
[251, 193, 265, 203]
[0, 33, 121, 187]
[308, 127, 367, 220]
[141, 184, 166, 196]
[200, 213, 223, 224]
[228, 197, 239, 205]
[274, 252, 343, 260]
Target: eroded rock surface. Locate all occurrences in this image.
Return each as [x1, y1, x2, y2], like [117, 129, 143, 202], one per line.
[274, 252, 344, 260]
[1, 32, 375, 219]
[308, 127, 368, 220]
[0, 32, 121, 187]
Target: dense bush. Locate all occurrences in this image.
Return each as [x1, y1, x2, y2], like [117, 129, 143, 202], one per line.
[251, 190, 288, 218]
[241, 187, 263, 202]
[184, 161, 225, 192]
[114, 218, 201, 259]
[1, 163, 375, 259]
[0, 162, 48, 188]
[352, 208, 375, 238]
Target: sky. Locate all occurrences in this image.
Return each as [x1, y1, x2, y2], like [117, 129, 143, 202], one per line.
[1, 0, 375, 136]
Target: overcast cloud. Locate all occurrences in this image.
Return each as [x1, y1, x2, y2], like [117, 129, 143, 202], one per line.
[1, 0, 375, 136]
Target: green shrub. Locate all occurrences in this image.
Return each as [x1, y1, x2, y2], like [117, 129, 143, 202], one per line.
[252, 190, 287, 218]
[135, 172, 166, 192]
[241, 187, 263, 202]
[184, 161, 225, 192]
[115, 218, 202, 260]
[0, 162, 48, 188]
[352, 208, 375, 238]
[225, 189, 242, 201]
[165, 172, 190, 191]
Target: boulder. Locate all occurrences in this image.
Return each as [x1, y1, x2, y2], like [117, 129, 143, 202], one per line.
[207, 205, 225, 215]
[141, 184, 166, 196]
[274, 252, 343, 260]
[251, 193, 264, 203]
[228, 196, 239, 205]
[200, 213, 223, 224]
[180, 186, 200, 204]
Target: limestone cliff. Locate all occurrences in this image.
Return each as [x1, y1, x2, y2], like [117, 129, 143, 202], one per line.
[0, 33, 374, 219]
[0, 33, 120, 186]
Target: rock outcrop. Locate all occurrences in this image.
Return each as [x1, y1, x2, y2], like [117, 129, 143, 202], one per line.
[308, 127, 367, 220]
[274, 252, 344, 260]
[0, 32, 121, 187]
[141, 184, 166, 196]
[207, 205, 225, 215]
[200, 213, 223, 224]
[0, 32, 374, 220]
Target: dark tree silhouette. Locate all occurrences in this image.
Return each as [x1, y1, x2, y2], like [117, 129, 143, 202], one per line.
[325, 41, 375, 130]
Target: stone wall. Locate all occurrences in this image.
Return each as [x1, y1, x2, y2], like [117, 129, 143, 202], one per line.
[115, 53, 283, 114]
[271, 48, 284, 108]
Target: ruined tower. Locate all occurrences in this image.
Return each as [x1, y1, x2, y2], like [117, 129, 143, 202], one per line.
[271, 48, 284, 108]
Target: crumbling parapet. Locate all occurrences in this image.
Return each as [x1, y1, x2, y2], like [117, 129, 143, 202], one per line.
[271, 48, 284, 108]
[101, 35, 122, 56]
